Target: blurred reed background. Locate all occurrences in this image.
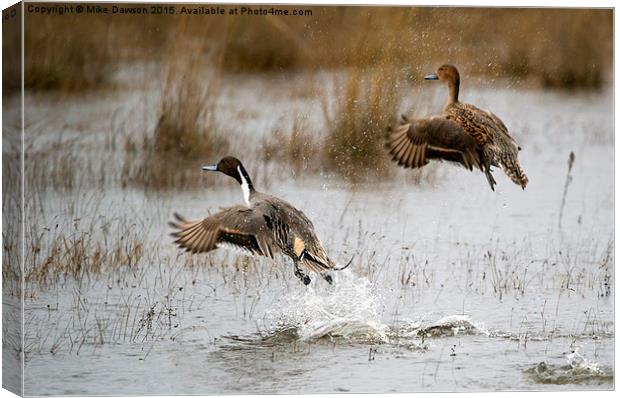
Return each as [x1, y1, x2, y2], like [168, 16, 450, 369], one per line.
[12, 7, 612, 92]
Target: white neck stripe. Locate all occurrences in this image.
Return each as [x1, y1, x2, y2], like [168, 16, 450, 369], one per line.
[238, 165, 251, 206]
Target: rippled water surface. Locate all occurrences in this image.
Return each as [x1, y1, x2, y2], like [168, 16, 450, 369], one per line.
[10, 71, 614, 394]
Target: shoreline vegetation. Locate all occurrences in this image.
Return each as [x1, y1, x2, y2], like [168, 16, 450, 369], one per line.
[6, 7, 611, 92]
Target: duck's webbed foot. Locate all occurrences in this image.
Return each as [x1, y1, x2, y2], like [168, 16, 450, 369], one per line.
[323, 274, 333, 285]
[294, 264, 311, 285]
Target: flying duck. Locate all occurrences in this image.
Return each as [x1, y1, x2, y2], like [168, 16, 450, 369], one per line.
[386, 114, 497, 190]
[423, 64, 529, 189]
[169, 156, 350, 285]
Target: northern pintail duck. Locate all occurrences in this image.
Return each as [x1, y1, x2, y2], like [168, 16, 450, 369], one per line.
[169, 156, 350, 285]
[386, 114, 496, 189]
[423, 65, 528, 189]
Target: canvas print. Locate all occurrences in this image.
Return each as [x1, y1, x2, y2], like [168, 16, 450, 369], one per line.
[2, 1, 614, 395]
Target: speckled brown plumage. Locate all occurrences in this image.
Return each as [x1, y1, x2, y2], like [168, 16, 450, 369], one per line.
[427, 65, 529, 189]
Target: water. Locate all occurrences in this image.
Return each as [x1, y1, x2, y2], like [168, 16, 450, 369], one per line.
[9, 70, 614, 394]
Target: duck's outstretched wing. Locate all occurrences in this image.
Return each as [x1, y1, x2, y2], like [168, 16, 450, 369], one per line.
[386, 116, 484, 171]
[169, 207, 278, 258]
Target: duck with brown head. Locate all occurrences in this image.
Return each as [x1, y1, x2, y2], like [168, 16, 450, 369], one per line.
[171, 156, 352, 286]
[424, 64, 529, 190]
[424, 64, 461, 106]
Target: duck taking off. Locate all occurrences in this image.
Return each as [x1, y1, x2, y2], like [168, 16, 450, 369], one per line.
[386, 114, 497, 190]
[423, 64, 529, 189]
[169, 156, 350, 285]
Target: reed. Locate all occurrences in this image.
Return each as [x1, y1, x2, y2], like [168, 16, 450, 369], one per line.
[6, 7, 611, 95]
[25, 217, 145, 287]
[558, 151, 576, 228]
[321, 65, 399, 181]
[261, 117, 319, 176]
[22, 14, 113, 91]
[122, 59, 230, 190]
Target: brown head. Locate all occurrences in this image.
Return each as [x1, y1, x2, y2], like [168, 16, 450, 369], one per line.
[425, 65, 461, 102]
[203, 156, 255, 202]
[425, 65, 460, 84]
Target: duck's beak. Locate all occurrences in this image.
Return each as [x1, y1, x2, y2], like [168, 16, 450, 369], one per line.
[424, 73, 439, 80]
[202, 164, 218, 172]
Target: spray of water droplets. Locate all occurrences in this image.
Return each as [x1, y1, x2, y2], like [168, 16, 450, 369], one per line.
[262, 270, 389, 342]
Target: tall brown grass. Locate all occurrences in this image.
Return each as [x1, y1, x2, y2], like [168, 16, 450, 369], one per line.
[8, 7, 612, 94]
[321, 64, 399, 181]
[122, 59, 230, 190]
[217, 13, 307, 72]
[153, 63, 225, 159]
[18, 12, 176, 91]
[22, 14, 113, 91]
[261, 117, 319, 176]
[26, 223, 145, 287]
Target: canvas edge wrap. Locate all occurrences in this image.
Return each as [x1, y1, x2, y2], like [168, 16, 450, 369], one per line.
[2, 1, 25, 396]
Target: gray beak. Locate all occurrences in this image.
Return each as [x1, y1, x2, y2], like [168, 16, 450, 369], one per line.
[202, 164, 218, 172]
[424, 73, 439, 80]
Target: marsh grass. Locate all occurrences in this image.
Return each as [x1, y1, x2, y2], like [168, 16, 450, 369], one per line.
[261, 117, 319, 176]
[25, 215, 145, 289]
[558, 152, 576, 228]
[24, 142, 80, 193]
[321, 66, 399, 181]
[8, 7, 611, 95]
[121, 59, 230, 190]
[153, 61, 226, 159]
[22, 15, 113, 91]
[216, 13, 307, 73]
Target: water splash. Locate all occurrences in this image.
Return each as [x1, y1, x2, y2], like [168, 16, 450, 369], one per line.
[389, 315, 490, 344]
[260, 270, 494, 344]
[262, 271, 388, 342]
[525, 349, 613, 385]
[565, 349, 606, 375]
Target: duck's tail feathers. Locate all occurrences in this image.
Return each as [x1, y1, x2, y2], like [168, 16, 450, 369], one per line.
[300, 250, 333, 274]
[301, 251, 353, 275]
[502, 157, 529, 189]
[332, 254, 354, 271]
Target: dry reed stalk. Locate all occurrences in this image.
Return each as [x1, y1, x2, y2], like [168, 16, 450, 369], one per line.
[321, 64, 399, 182]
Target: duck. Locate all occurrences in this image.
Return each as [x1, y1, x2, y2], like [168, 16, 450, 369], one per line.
[169, 156, 351, 285]
[386, 114, 497, 190]
[423, 64, 528, 189]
